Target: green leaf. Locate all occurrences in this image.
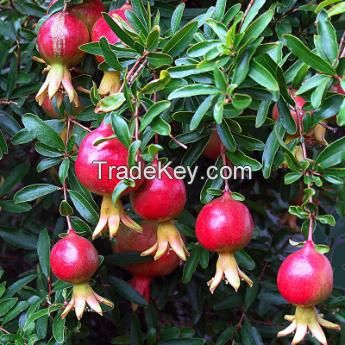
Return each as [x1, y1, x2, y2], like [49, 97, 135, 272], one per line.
[112, 180, 133, 204]
[163, 21, 198, 57]
[190, 96, 215, 130]
[112, 114, 131, 148]
[168, 84, 219, 100]
[0, 298, 18, 317]
[232, 94, 252, 110]
[140, 101, 171, 131]
[227, 151, 262, 171]
[188, 40, 221, 58]
[315, 11, 338, 65]
[99, 37, 122, 70]
[146, 25, 160, 51]
[3, 300, 30, 325]
[249, 60, 279, 92]
[182, 246, 200, 284]
[5, 274, 36, 297]
[14, 184, 60, 203]
[59, 200, 73, 217]
[37, 229, 50, 278]
[0, 129, 8, 160]
[52, 312, 65, 343]
[69, 190, 99, 224]
[151, 118, 171, 136]
[328, 2, 345, 17]
[128, 140, 142, 167]
[316, 214, 336, 226]
[171, 3, 185, 34]
[256, 100, 271, 128]
[284, 172, 302, 185]
[315, 136, 345, 168]
[109, 276, 148, 306]
[217, 122, 236, 152]
[96, 93, 126, 113]
[284, 34, 336, 75]
[22, 114, 64, 151]
[147, 52, 173, 69]
[58, 158, 70, 184]
[214, 96, 225, 124]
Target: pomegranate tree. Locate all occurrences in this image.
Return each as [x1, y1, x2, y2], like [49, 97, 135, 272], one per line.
[112, 222, 181, 302]
[195, 192, 254, 293]
[35, 12, 89, 107]
[131, 161, 188, 261]
[49, 0, 105, 32]
[277, 241, 340, 344]
[91, 4, 132, 96]
[75, 121, 144, 239]
[50, 229, 113, 319]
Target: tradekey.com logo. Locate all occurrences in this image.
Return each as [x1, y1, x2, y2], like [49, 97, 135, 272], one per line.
[92, 160, 253, 185]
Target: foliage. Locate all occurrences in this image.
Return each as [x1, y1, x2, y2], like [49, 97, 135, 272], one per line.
[0, 0, 345, 344]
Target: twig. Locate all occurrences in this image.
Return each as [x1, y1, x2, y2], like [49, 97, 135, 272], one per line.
[0, 326, 10, 334]
[0, 98, 17, 105]
[169, 134, 187, 150]
[339, 30, 345, 59]
[221, 143, 230, 193]
[240, 0, 255, 27]
[71, 119, 92, 132]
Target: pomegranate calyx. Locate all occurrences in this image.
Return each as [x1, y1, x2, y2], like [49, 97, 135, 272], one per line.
[93, 195, 142, 240]
[208, 252, 253, 294]
[61, 282, 113, 320]
[36, 64, 79, 107]
[98, 71, 121, 96]
[277, 306, 340, 345]
[140, 220, 188, 261]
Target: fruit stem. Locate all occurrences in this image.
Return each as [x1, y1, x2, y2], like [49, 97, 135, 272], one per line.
[221, 143, 230, 193]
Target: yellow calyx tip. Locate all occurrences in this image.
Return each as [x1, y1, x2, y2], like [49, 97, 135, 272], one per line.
[277, 306, 340, 345]
[35, 64, 79, 107]
[61, 282, 113, 320]
[92, 195, 142, 240]
[207, 252, 253, 294]
[98, 71, 121, 96]
[140, 220, 188, 261]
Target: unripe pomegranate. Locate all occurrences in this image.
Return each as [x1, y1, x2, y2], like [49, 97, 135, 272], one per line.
[91, 4, 132, 96]
[131, 161, 188, 261]
[203, 130, 221, 160]
[277, 241, 340, 344]
[35, 12, 89, 107]
[112, 222, 181, 302]
[50, 229, 113, 319]
[75, 121, 144, 239]
[195, 192, 254, 293]
[49, 0, 105, 32]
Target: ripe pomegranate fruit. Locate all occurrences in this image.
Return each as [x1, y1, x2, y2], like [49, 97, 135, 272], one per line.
[203, 130, 221, 160]
[91, 4, 132, 96]
[131, 161, 188, 261]
[75, 121, 144, 239]
[35, 12, 89, 107]
[49, 0, 105, 32]
[50, 229, 113, 319]
[195, 192, 254, 293]
[112, 222, 181, 302]
[277, 241, 340, 344]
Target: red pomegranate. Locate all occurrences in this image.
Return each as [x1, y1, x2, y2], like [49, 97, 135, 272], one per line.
[75, 121, 144, 239]
[195, 192, 254, 293]
[91, 4, 132, 96]
[50, 229, 113, 319]
[203, 130, 221, 160]
[131, 161, 188, 261]
[35, 12, 89, 107]
[41, 93, 64, 118]
[277, 241, 340, 344]
[49, 0, 105, 32]
[112, 222, 181, 302]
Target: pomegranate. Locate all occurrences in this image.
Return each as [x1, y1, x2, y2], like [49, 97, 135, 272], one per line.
[50, 229, 113, 319]
[131, 161, 188, 261]
[203, 130, 221, 160]
[112, 222, 181, 302]
[91, 4, 132, 96]
[277, 241, 340, 344]
[35, 12, 89, 107]
[75, 121, 144, 239]
[49, 0, 105, 32]
[195, 192, 254, 293]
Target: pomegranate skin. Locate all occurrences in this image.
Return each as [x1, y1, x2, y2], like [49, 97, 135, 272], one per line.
[277, 241, 333, 307]
[50, 230, 99, 284]
[49, 0, 105, 32]
[37, 12, 89, 66]
[91, 4, 132, 64]
[112, 222, 181, 278]
[75, 122, 144, 196]
[131, 165, 186, 221]
[203, 131, 221, 160]
[195, 192, 254, 253]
